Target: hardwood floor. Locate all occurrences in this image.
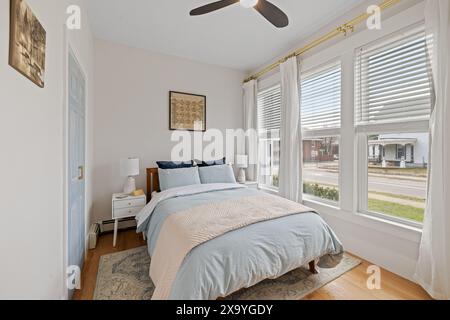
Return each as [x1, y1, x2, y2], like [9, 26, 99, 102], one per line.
[73, 229, 431, 300]
[73, 229, 147, 300]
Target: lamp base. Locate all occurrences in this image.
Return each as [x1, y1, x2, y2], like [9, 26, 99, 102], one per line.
[237, 168, 246, 183]
[123, 176, 136, 194]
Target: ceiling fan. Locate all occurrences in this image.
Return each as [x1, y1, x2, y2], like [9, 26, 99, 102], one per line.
[190, 0, 289, 28]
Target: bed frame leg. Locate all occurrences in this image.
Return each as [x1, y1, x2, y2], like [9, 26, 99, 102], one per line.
[309, 261, 319, 274]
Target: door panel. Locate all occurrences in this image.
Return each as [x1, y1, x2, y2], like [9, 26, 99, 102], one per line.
[68, 52, 86, 297]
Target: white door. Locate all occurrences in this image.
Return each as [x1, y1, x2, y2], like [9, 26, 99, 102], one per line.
[68, 52, 86, 297]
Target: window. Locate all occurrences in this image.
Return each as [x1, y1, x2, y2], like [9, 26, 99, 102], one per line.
[303, 137, 340, 203]
[355, 24, 432, 126]
[257, 84, 281, 189]
[355, 24, 432, 225]
[301, 62, 341, 204]
[301, 62, 341, 130]
[367, 133, 429, 224]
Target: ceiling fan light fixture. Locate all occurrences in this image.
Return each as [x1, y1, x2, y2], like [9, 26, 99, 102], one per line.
[240, 0, 259, 9]
[190, 0, 288, 28]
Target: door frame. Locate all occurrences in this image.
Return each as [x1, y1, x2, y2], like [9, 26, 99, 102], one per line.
[62, 29, 89, 300]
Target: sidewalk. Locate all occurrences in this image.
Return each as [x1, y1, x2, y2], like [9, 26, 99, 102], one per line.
[305, 166, 427, 182]
[367, 172, 427, 182]
[368, 193, 425, 209]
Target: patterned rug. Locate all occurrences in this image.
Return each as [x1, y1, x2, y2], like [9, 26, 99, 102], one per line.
[94, 246, 361, 300]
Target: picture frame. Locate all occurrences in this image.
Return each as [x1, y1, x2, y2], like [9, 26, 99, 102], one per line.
[9, 0, 46, 88]
[169, 91, 206, 132]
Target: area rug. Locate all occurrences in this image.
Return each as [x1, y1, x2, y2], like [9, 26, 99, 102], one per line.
[93, 246, 361, 300]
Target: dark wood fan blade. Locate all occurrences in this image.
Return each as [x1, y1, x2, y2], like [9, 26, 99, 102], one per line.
[190, 0, 240, 16]
[255, 0, 289, 28]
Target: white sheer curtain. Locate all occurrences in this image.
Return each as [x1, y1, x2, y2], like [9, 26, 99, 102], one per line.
[278, 57, 302, 202]
[243, 80, 258, 181]
[414, 0, 450, 300]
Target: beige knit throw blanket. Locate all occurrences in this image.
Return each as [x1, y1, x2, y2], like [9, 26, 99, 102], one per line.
[150, 193, 313, 300]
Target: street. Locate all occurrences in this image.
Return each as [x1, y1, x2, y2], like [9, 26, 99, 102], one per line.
[304, 167, 427, 199]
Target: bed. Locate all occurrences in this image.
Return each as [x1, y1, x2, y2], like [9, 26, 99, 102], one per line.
[136, 167, 344, 300]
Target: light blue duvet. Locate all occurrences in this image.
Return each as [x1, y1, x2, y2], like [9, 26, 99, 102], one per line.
[137, 185, 343, 300]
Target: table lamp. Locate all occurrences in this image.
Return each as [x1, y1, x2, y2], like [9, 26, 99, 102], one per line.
[236, 155, 248, 183]
[121, 158, 140, 194]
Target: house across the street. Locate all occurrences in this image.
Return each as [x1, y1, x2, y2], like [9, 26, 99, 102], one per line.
[368, 133, 429, 168]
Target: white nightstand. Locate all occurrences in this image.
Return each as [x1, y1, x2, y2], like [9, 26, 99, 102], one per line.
[112, 193, 146, 247]
[239, 181, 258, 189]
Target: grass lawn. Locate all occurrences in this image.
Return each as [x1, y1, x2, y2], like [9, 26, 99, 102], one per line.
[368, 198, 424, 223]
[302, 181, 425, 223]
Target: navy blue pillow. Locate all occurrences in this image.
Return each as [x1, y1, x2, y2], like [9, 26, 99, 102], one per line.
[195, 157, 226, 167]
[156, 161, 194, 169]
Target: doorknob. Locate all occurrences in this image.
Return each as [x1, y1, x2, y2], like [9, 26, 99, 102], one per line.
[78, 166, 84, 180]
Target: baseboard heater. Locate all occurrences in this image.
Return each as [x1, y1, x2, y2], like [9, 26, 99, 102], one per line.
[100, 217, 137, 233]
[88, 223, 100, 249]
[102, 217, 136, 225]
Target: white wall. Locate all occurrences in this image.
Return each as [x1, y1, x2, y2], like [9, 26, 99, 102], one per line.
[93, 40, 245, 223]
[253, 2, 427, 282]
[0, 0, 94, 299]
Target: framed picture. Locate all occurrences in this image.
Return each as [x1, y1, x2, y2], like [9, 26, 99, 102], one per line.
[9, 0, 46, 88]
[169, 91, 206, 132]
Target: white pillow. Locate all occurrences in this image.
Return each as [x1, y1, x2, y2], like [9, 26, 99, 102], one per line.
[158, 167, 201, 191]
[198, 164, 237, 184]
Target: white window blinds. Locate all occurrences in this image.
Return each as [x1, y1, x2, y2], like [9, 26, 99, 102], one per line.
[355, 24, 433, 126]
[257, 84, 281, 132]
[301, 62, 341, 131]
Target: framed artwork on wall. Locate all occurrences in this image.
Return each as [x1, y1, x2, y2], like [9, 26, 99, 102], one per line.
[9, 0, 46, 88]
[169, 91, 206, 132]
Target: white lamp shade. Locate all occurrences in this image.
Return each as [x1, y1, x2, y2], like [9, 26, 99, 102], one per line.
[121, 158, 140, 177]
[235, 155, 248, 168]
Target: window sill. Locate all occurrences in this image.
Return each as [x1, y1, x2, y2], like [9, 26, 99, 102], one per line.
[356, 211, 422, 234]
[303, 195, 340, 209]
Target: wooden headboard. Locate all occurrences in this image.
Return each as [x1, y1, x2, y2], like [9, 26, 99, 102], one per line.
[146, 168, 160, 202]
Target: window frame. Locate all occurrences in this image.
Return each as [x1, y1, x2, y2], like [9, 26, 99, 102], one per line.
[295, 8, 428, 244]
[354, 22, 431, 228]
[302, 133, 341, 207]
[258, 134, 280, 191]
[301, 59, 342, 207]
[356, 120, 429, 229]
[354, 22, 433, 127]
[256, 73, 282, 191]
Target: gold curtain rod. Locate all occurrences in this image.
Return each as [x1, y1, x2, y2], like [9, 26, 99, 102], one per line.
[243, 0, 401, 83]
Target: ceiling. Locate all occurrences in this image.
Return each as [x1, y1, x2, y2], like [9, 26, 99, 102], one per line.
[87, 0, 366, 72]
